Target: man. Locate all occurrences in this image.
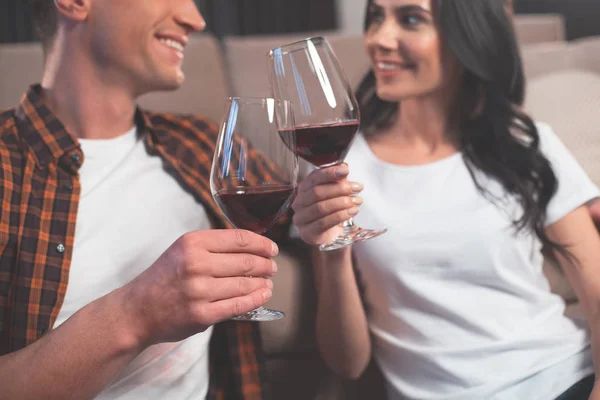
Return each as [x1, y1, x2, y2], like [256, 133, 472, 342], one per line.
[0, 0, 280, 399]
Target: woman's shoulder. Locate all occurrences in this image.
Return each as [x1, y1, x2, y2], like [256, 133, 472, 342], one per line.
[532, 121, 564, 155]
[533, 121, 556, 137]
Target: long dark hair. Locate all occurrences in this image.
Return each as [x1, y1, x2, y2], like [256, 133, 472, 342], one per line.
[356, 0, 562, 252]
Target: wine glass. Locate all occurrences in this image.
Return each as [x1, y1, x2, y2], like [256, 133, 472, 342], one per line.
[210, 97, 298, 321]
[268, 36, 387, 252]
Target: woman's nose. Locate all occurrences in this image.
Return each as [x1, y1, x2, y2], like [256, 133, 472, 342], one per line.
[368, 19, 401, 52]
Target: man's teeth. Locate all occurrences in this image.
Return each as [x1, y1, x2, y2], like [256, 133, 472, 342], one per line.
[159, 38, 184, 53]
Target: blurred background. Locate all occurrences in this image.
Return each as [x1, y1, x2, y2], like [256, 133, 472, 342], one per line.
[1, 0, 599, 43]
[1, 1, 600, 400]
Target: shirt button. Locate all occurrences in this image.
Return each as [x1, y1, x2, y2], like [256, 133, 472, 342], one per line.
[71, 153, 81, 163]
[63, 182, 73, 191]
[56, 244, 66, 253]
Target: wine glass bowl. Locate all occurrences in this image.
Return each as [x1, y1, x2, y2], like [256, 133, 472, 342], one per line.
[210, 97, 297, 321]
[269, 37, 387, 251]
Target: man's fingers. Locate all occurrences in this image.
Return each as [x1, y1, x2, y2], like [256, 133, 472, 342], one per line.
[201, 289, 273, 322]
[205, 277, 273, 301]
[182, 229, 278, 257]
[210, 253, 277, 278]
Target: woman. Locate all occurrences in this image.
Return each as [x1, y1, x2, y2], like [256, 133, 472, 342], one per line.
[292, 0, 600, 399]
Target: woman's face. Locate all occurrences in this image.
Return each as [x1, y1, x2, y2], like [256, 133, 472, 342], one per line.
[363, 0, 459, 102]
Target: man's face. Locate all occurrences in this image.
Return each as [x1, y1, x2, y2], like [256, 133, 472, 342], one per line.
[87, 0, 205, 95]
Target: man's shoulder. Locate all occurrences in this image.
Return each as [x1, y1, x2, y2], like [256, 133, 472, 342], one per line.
[0, 108, 21, 149]
[0, 108, 25, 174]
[0, 108, 16, 131]
[144, 111, 219, 142]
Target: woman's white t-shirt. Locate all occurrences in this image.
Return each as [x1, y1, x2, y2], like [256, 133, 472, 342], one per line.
[345, 122, 599, 400]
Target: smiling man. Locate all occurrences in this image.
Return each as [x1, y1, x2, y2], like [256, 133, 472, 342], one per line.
[0, 1, 279, 399]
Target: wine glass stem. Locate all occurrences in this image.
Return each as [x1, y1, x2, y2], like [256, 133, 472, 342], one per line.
[343, 218, 356, 230]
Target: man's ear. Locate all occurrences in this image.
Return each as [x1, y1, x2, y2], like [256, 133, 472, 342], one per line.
[54, 0, 90, 22]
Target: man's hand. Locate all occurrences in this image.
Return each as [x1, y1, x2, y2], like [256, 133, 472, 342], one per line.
[122, 229, 278, 347]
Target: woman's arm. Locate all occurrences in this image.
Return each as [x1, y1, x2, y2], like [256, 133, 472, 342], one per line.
[588, 199, 600, 231]
[312, 247, 371, 379]
[292, 164, 371, 378]
[546, 205, 600, 397]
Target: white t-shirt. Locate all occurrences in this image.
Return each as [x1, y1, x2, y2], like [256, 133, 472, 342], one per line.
[53, 127, 214, 400]
[345, 122, 599, 400]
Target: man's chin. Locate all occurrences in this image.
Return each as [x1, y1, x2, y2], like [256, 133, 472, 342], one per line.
[148, 74, 186, 93]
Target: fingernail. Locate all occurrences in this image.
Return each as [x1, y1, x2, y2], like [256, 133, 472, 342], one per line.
[272, 260, 278, 274]
[263, 290, 273, 300]
[352, 197, 364, 205]
[335, 164, 349, 178]
[351, 183, 364, 193]
[271, 242, 279, 256]
[348, 206, 360, 216]
[266, 279, 274, 289]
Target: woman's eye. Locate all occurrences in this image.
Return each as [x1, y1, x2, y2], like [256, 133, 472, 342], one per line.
[399, 13, 424, 27]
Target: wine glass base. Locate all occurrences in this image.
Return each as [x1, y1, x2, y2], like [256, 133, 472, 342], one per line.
[319, 226, 387, 252]
[231, 306, 285, 321]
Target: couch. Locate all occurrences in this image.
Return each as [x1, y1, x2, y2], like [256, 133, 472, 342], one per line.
[1, 14, 599, 400]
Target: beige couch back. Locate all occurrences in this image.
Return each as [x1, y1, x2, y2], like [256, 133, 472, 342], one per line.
[0, 42, 44, 110]
[0, 13, 568, 114]
[138, 34, 230, 123]
[513, 14, 566, 44]
[525, 70, 600, 187]
[522, 37, 600, 80]
[222, 31, 370, 98]
[0, 35, 230, 125]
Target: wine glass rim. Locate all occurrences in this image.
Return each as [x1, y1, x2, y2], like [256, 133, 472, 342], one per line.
[227, 96, 290, 106]
[269, 36, 328, 56]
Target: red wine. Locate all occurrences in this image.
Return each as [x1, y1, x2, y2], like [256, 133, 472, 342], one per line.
[214, 185, 296, 234]
[280, 121, 359, 167]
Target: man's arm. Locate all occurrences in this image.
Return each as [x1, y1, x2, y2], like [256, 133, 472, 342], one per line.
[1, 288, 143, 400]
[0, 230, 278, 400]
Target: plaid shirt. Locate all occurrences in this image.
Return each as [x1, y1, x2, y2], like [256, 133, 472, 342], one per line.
[0, 85, 276, 400]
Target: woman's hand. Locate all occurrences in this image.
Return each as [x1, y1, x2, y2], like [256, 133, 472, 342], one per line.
[292, 164, 364, 246]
